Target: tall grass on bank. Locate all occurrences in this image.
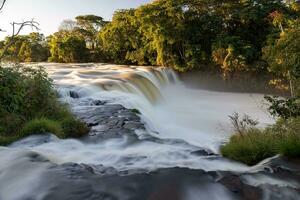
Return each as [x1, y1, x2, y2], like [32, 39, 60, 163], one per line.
[0, 65, 89, 146]
[221, 117, 300, 166]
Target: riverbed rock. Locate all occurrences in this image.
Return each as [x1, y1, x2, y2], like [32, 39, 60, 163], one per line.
[69, 91, 80, 98]
[72, 100, 145, 140]
[218, 173, 262, 200]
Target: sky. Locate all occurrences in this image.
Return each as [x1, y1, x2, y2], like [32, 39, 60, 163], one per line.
[0, 0, 151, 39]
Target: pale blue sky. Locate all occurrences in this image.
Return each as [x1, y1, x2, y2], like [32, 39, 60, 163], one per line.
[0, 0, 151, 39]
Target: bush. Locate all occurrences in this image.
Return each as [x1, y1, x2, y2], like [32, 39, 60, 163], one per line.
[61, 117, 90, 138]
[221, 129, 278, 166]
[20, 118, 64, 138]
[264, 96, 300, 119]
[0, 65, 56, 119]
[0, 65, 89, 145]
[221, 117, 300, 166]
[275, 118, 300, 157]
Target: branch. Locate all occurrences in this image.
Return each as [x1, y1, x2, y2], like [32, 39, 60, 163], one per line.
[0, 19, 40, 61]
[0, 0, 6, 12]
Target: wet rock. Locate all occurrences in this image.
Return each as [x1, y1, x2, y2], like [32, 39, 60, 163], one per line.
[70, 91, 80, 98]
[88, 122, 99, 127]
[73, 103, 145, 141]
[218, 174, 262, 200]
[191, 149, 215, 156]
[123, 122, 144, 130]
[92, 100, 106, 106]
[9, 134, 58, 148]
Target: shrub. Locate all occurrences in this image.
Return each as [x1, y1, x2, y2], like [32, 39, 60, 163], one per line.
[0, 65, 89, 146]
[20, 118, 64, 138]
[264, 96, 300, 119]
[0, 65, 56, 119]
[228, 112, 258, 135]
[221, 117, 300, 165]
[221, 129, 278, 166]
[61, 117, 90, 138]
[275, 118, 300, 157]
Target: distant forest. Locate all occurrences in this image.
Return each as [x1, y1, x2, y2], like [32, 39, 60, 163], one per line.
[0, 0, 299, 91]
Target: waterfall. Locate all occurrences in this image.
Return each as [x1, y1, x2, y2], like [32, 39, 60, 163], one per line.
[0, 63, 298, 200]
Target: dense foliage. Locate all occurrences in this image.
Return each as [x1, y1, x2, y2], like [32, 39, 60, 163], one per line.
[0, 0, 299, 93]
[264, 95, 300, 119]
[0, 33, 49, 62]
[0, 65, 89, 145]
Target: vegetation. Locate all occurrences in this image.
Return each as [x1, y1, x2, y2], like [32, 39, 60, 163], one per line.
[0, 65, 89, 145]
[264, 95, 300, 119]
[221, 117, 300, 166]
[0, 0, 299, 93]
[20, 118, 64, 138]
[130, 108, 141, 115]
[222, 95, 300, 166]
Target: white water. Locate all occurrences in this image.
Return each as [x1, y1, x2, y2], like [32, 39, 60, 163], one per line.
[2, 63, 274, 172]
[2, 63, 299, 200]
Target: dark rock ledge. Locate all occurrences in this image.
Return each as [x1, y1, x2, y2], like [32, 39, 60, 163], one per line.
[73, 99, 145, 141]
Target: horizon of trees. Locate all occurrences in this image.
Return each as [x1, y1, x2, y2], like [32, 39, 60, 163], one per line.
[0, 0, 299, 95]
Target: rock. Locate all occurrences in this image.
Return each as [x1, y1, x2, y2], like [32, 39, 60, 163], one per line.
[91, 100, 106, 106]
[123, 122, 144, 130]
[218, 174, 262, 200]
[69, 91, 80, 98]
[73, 102, 145, 141]
[191, 149, 215, 156]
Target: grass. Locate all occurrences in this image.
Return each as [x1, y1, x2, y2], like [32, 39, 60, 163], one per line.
[0, 135, 19, 146]
[130, 108, 141, 114]
[0, 116, 90, 146]
[221, 117, 300, 166]
[20, 118, 65, 138]
[61, 117, 90, 138]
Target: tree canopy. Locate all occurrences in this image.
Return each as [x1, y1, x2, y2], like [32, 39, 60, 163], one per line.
[0, 0, 299, 94]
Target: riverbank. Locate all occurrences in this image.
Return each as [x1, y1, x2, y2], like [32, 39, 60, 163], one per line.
[0, 65, 90, 146]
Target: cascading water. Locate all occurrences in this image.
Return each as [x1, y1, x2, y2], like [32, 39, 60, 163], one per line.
[0, 63, 299, 200]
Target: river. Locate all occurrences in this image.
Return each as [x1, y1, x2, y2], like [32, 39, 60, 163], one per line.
[0, 63, 299, 200]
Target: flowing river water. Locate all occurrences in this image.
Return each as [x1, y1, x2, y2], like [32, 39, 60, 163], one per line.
[0, 63, 299, 200]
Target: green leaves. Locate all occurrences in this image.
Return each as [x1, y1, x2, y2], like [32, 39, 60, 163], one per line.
[0, 65, 89, 144]
[48, 32, 88, 63]
[264, 96, 300, 119]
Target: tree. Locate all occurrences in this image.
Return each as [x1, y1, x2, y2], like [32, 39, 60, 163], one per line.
[0, 0, 40, 61]
[18, 33, 49, 62]
[100, 9, 150, 65]
[263, 24, 300, 96]
[75, 15, 106, 50]
[59, 19, 77, 31]
[48, 31, 88, 63]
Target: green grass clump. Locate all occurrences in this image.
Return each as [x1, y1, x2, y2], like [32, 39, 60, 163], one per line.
[61, 117, 90, 138]
[130, 108, 141, 114]
[0, 135, 19, 146]
[221, 117, 300, 166]
[20, 118, 64, 138]
[221, 129, 278, 166]
[275, 118, 300, 158]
